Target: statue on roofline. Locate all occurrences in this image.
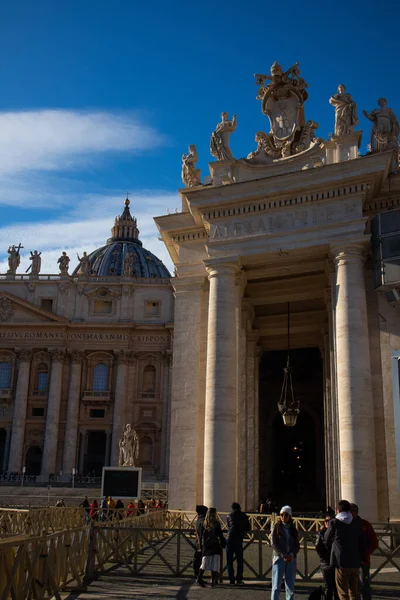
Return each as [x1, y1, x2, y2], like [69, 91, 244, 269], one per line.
[210, 112, 237, 161]
[77, 251, 91, 277]
[57, 251, 70, 275]
[182, 144, 201, 187]
[363, 98, 399, 154]
[329, 84, 358, 136]
[7, 245, 22, 274]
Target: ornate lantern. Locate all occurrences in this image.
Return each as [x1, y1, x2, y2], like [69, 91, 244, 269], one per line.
[278, 302, 300, 427]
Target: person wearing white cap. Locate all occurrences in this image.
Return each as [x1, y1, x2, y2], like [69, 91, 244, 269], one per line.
[271, 505, 300, 600]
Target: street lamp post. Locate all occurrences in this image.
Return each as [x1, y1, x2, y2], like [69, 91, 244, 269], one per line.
[278, 302, 300, 427]
[72, 467, 76, 489]
[21, 466, 26, 487]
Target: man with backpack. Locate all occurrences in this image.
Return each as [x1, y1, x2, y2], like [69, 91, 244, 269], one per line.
[226, 502, 250, 585]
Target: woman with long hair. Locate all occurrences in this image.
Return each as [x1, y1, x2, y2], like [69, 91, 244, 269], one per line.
[197, 507, 225, 588]
[271, 505, 299, 600]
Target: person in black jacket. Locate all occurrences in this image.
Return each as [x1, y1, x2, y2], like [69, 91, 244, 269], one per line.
[226, 502, 250, 585]
[316, 513, 339, 600]
[198, 507, 225, 588]
[325, 499, 367, 600]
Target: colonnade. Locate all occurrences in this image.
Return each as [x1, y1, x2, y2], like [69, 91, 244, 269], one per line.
[2, 349, 171, 478]
[169, 240, 378, 520]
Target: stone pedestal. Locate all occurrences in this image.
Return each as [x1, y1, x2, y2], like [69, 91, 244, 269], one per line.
[331, 241, 378, 520]
[325, 132, 362, 164]
[62, 352, 83, 474]
[8, 351, 32, 472]
[203, 258, 240, 510]
[41, 349, 65, 475]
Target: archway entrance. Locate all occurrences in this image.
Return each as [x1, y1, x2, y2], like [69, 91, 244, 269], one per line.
[26, 446, 42, 476]
[83, 431, 106, 476]
[259, 347, 325, 512]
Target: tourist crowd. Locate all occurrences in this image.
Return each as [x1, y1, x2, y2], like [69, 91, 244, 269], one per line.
[194, 499, 377, 600]
[77, 496, 166, 522]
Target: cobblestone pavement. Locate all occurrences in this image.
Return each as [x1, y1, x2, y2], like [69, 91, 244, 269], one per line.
[66, 568, 400, 600]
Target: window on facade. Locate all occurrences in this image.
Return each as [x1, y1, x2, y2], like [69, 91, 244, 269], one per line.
[36, 364, 48, 394]
[145, 301, 160, 317]
[40, 298, 53, 312]
[0, 362, 11, 389]
[89, 409, 105, 418]
[93, 300, 112, 314]
[142, 365, 156, 396]
[139, 436, 153, 465]
[92, 364, 109, 391]
[31, 407, 45, 417]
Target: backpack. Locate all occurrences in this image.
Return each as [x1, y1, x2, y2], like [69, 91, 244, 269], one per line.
[203, 526, 220, 551]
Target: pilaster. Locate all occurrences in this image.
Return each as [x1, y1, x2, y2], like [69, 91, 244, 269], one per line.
[8, 350, 33, 472]
[62, 351, 84, 474]
[41, 348, 66, 475]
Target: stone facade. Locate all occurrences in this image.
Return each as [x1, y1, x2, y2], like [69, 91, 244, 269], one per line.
[0, 201, 173, 483]
[155, 62, 400, 521]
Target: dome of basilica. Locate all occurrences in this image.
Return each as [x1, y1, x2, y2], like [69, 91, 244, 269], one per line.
[72, 198, 170, 278]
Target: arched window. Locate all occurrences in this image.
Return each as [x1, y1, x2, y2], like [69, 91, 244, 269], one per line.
[142, 365, 156, 395]
[36, 363, 48, 394]
[93, 364, 109, 391]
[0, 362, 11, 389]
[139, 436, 153, 465]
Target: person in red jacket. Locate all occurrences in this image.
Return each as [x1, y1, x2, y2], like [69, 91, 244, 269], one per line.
[350, 503, 378, 600]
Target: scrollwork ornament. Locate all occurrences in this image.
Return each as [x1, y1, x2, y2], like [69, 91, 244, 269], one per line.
[116, 350, 134, 365]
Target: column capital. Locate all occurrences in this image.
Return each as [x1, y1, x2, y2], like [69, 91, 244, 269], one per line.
[114, 350, 134, 365]
[49, 348, 66, 362]
[68, 350, 84, 364]
[329, 238, 370, 266]
[204, 256, 241, 278]
[172, 275, 206, 294]
[17, 349, 33, 362]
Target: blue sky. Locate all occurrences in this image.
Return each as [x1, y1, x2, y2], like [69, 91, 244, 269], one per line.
[0, 0, 399, 273]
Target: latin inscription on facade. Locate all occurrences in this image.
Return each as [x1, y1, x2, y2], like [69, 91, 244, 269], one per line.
[209, 199, 362, 241]
[0, 331, 168, 343]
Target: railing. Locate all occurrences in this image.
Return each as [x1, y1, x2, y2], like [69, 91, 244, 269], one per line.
[0, 526, 90, 599]
[86, 517, 400, 585]
[0, 507, 86, 537]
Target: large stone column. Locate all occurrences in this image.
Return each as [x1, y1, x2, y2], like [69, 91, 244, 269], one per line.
[331, 242, 378, 519]
[62, 351, 83, 474]
[203, 258, 240, 510]
[160, 351, 172, 478]
[8, 350, 32, 472]
[41, 349, 65, 475]
[168, 277, 205, 510]
[111, 351, 131, 466]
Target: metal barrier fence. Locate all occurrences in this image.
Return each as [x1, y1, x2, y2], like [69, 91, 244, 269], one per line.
[1, 509, 400, 599]
[0, 506, 85, 537]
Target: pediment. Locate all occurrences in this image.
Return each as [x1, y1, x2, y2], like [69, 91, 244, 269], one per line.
[0, 292, 68, 324]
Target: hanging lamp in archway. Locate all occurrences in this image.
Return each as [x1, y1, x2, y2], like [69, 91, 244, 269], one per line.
[278, 302, 300, 427]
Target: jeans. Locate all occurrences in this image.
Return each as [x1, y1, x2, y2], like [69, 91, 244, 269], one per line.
[271, 557, 296, 600]
[360, 564, 371, 600]
[226, 538, 244, 583]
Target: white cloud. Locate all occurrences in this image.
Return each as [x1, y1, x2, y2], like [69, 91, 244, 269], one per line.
[0, 109, 165, 178]
[0, 191, 178, 275]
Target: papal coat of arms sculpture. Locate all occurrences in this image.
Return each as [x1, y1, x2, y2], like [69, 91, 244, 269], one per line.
[180, 60, 399, 188]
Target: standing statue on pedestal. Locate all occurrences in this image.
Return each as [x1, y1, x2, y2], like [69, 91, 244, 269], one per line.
[363, 98, 400, 153]
[181, 145, 201, 187]
[77, 251, 91, 277]
[118, 424, 139, 467]
[210, 112, 237, 160]
[26, 250, 41, 275]
[329, 84, 358, 136]
[7, 245, 22, 274]
[57, 251, 70, 275]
